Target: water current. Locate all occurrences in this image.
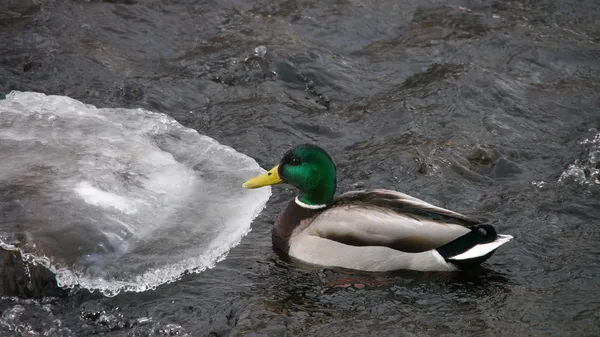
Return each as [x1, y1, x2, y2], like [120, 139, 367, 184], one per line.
[1, 0, 599, 336]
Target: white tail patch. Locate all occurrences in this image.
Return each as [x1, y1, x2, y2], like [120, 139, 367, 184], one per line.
[448, 234, 514, 261]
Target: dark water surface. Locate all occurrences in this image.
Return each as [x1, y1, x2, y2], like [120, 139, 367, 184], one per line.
[2, 0, 600, 336]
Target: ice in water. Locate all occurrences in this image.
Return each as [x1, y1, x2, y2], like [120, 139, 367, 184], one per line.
[0, 91, 271, 296]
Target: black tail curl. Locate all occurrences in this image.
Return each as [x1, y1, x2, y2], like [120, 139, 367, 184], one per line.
[435, 224, 498, 268]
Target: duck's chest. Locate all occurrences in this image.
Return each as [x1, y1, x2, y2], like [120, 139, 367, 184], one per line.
[271, 200, 322, 254]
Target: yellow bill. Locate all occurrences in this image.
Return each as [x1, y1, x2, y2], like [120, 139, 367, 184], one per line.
[242, 165, 283, 189]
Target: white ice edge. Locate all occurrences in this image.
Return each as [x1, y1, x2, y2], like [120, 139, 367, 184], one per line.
[0, 159, 271, 298]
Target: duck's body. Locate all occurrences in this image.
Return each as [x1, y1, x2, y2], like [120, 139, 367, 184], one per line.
[244, 144, 512, 272]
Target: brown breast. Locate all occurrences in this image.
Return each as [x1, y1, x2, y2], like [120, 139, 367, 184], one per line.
[271, 199, 325, 254]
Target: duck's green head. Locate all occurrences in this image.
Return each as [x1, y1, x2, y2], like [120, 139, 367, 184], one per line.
[243, 144, 337, 206]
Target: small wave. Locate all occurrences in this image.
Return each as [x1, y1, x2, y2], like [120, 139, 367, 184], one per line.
[0, 296, 191, 336]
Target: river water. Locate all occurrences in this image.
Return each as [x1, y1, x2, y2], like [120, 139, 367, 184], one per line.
[1, 0, 600, 336]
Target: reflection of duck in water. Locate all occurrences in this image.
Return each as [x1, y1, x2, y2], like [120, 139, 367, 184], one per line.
[243, 144, 513, 272]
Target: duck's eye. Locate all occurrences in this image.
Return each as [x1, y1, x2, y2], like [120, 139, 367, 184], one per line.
[290, 157, 301, 166]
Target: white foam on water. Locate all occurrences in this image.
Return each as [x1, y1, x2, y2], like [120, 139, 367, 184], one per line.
[558, 131, 600, 185]
[0, 91, 271, 296]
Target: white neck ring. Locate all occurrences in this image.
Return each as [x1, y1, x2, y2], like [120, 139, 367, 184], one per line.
[295, 196, 327, 210]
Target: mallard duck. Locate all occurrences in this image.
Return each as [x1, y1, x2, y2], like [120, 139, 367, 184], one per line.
[243, 144, 513, 272]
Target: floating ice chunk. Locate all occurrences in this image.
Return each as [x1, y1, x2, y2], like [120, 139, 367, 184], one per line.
[0, 91, 271, 296]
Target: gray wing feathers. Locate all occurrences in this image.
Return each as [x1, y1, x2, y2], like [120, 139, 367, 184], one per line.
[338, 189, 480, 224]
[307, 206, 471, 253]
